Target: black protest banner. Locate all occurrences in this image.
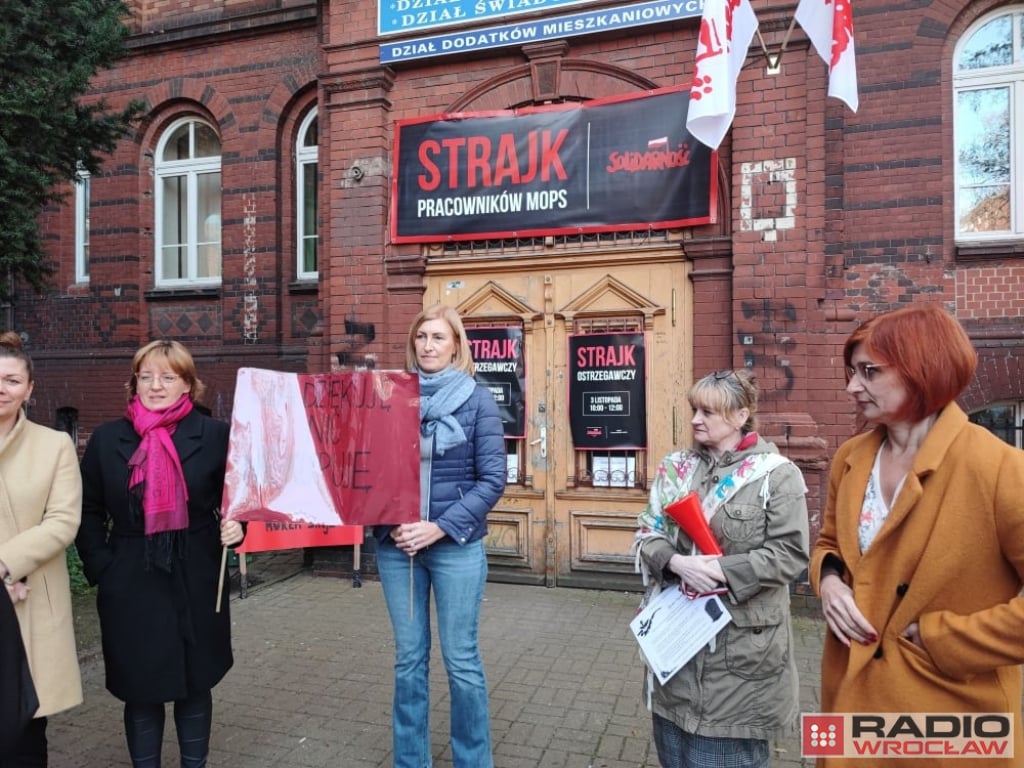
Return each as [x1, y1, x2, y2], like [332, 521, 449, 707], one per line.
[392, 84, 716, 242]
[468, 327, 527, 437]
[568, 332, 647, 450]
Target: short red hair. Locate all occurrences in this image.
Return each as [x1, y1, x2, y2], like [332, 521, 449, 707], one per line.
[844, 304, 976, 423]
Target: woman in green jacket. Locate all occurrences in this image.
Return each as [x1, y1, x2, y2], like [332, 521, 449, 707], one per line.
[635, 369, 809, 768]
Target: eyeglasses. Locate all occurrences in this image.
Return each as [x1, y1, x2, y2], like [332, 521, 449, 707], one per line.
[136, 373, 181, 387]
[845, 362, 887, 383]
[713, 370, 736, 381]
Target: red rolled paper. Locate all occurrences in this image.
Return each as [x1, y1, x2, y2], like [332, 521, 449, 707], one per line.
[664, 491, 723, 555]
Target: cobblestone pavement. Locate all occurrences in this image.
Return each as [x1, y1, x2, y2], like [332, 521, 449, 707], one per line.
[48, 552, 824, 767]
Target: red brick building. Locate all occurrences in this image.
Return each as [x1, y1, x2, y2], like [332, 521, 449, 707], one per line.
[12, 0, 1024, 588]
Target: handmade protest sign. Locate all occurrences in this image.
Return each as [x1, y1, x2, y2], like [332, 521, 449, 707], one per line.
[221, 368, 420, 527]
[235, 522, 364, 554]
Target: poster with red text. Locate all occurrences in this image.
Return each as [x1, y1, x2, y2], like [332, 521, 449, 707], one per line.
[221, 368, 420, 527]
[391, 85, 716, 242]
[467, 326, 526, 438]
[568, 332, 647, 450]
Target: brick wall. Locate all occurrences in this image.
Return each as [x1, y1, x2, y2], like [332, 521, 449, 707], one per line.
[19, 2, 323, 439]
[14, 0, 1024, 546]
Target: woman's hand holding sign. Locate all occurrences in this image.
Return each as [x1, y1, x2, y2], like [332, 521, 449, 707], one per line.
[392, 521, 444, 555]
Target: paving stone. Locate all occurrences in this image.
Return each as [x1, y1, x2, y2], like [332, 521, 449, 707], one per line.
[49, 553, 826, 767]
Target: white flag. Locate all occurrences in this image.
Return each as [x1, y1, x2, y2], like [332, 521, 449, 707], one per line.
[795, 0, 859, 111]
[685, 0, 759, 150]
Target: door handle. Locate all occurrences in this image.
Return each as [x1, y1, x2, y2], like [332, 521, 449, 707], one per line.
[529, 426, 547, 459]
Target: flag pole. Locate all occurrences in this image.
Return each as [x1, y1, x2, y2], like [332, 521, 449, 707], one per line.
[755, 15, 799, 70]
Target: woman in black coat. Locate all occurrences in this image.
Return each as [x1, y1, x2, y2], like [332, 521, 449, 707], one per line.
[76, 340, 244, 768]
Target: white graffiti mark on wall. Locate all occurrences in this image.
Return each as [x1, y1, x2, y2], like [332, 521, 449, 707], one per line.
[243, 194, 258, 342]
[739, 159, 797, 241]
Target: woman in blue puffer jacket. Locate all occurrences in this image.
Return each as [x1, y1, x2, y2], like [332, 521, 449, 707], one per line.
[375, 303, 506, 768]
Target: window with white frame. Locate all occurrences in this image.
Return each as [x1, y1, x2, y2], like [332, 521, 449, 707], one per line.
[154, 118, 222, 285]
[297, 109, 318, 280]
[75, 170, 90, 283]
[954, 8, 1024, 241]
[969, 401, 1023, 448]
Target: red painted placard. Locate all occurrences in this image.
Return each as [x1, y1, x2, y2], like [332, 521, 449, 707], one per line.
[222, 368, 420, 527]
[236, 522, 363, 554]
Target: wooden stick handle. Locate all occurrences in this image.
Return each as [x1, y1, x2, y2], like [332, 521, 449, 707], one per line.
[352, 543, 362, 588]
[215, 546, 228, 613]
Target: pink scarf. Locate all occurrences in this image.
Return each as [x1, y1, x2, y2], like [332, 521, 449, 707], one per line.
[126, 394, 193, 535]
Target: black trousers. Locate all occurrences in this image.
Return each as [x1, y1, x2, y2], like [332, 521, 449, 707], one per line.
[123, 691, 213, 768]
[0, 717, 47, 768]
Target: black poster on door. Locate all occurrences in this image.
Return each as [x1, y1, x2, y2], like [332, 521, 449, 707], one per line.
[468, 327, 526, 438]
[568, 332, 646, 449]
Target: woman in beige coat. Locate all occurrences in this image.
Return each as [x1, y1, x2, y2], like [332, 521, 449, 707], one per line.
[0, 332, 83, 764]
[811, 305, 1024, 767]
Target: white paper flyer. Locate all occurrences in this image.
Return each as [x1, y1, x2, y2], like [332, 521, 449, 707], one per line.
[630, 587, 732, 683]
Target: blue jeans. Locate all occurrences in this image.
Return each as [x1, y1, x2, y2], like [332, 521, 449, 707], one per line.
[652, 713, 769, 768]
[377, 537, 492, 768]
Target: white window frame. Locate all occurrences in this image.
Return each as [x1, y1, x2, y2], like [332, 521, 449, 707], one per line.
[154, 118, 222, 287]
[296, 108, 319, 281]
[953, 7, 1024, 243]
[74, 169, 90, 283]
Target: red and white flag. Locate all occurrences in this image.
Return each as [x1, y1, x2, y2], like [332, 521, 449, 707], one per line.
[685, 0, 759, 150]
[795, 0, 858, 111]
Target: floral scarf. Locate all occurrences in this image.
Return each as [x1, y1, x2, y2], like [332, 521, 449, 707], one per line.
[633, 435, 792, 587]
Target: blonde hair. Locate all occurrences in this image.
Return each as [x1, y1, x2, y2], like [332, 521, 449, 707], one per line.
[688, 369, 759, 432]
[405, 304, 475, 375]
[127, 339, 206, 402]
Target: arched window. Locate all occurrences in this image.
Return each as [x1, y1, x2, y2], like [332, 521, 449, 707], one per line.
[953, 8, 1024, 241]
[154, 118, 222, 285]
[296, 109, 318, 280]
[55, 406, 79, 445]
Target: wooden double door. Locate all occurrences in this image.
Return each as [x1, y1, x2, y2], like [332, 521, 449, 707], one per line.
[424, 245, 692, 589]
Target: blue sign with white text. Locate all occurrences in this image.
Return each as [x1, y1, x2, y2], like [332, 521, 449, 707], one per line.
[379, 0, 602, 36]
[379, 0, 703, 63]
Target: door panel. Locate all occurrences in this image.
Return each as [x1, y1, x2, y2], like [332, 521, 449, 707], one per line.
[424, 248, 690, 588]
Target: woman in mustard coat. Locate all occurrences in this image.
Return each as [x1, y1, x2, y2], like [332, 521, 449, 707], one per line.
[811, 305, 1024, 767]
